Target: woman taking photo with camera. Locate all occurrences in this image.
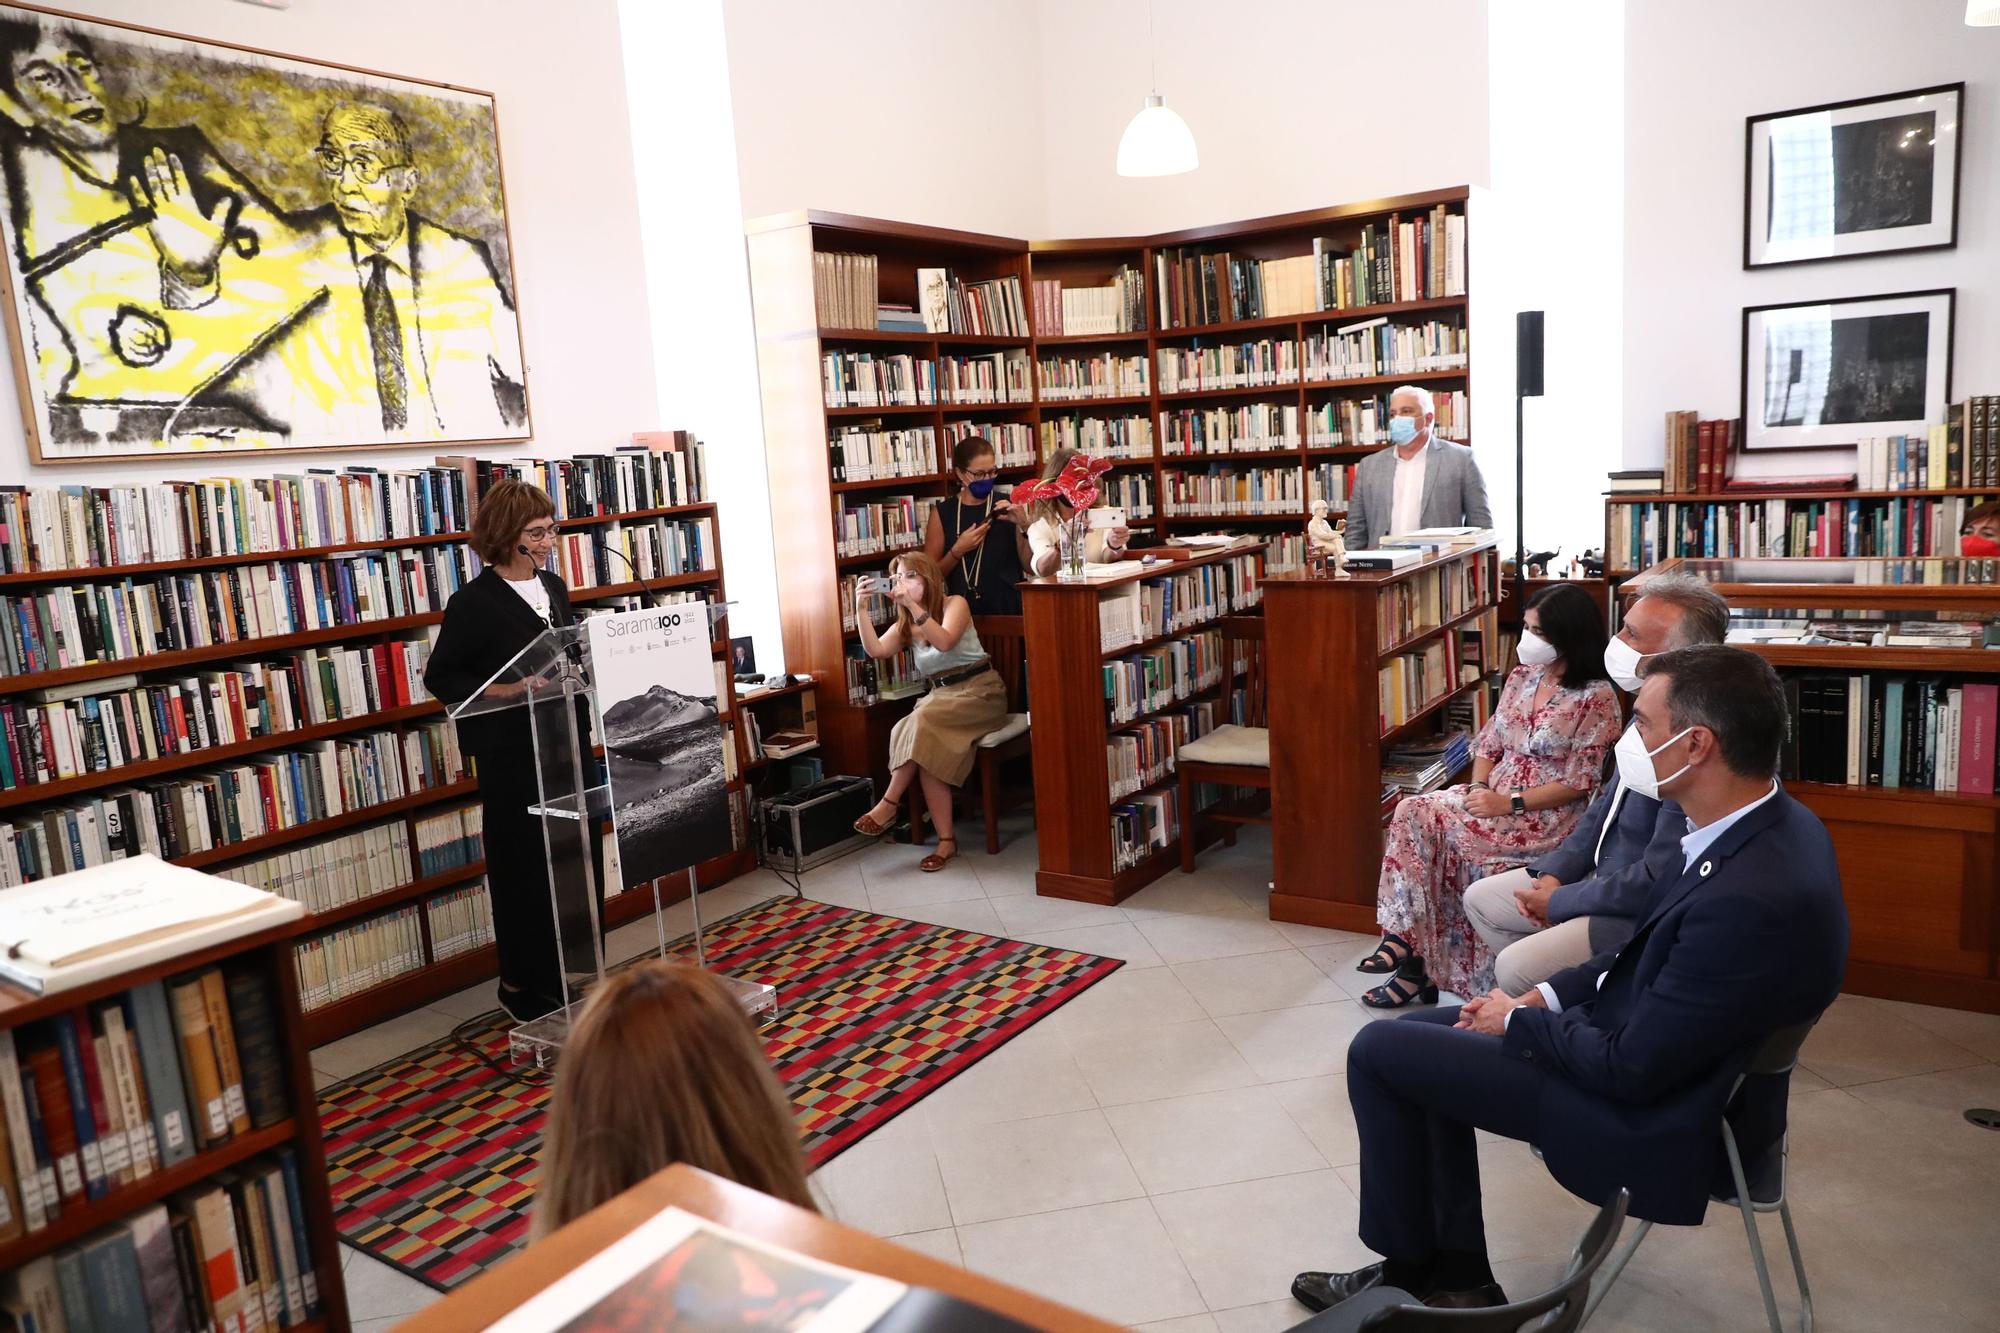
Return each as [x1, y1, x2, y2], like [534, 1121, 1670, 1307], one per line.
[924, 433, 1032, 615]
[1023, 446, 1132, 575]
[848, 552, 1008, 871]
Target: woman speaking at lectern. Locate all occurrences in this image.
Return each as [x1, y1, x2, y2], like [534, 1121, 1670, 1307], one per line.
[423, 479, 583, 1024]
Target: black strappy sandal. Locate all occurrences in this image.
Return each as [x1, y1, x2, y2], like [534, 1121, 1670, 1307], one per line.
[1357, 932, 1413, 974]
[1362, 960, 1439, 1009]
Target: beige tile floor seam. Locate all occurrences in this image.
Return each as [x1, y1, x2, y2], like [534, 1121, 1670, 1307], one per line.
[320, 822, 2000, 1329]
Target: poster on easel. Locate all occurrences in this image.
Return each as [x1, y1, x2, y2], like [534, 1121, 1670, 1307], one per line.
[585, 605, 732, 886]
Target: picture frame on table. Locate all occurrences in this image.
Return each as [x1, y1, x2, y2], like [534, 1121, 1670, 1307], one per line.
[1744, 82, 1963, 270]
[1739, 288, 1953, 453]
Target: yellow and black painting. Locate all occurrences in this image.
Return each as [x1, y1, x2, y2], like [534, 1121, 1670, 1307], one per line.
[0, 6, 530, 461]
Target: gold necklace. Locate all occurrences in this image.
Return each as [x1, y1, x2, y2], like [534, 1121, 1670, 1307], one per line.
[957, 494, 989, 592]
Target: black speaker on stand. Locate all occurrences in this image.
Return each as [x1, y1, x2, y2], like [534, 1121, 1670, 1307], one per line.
[1514, 311, 1546, 578]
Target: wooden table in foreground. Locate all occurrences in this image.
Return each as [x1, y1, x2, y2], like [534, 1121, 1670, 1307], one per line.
[394, 1165, 1122, 1332]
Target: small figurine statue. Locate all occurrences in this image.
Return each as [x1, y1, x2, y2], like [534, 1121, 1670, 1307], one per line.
[1306, 499, 1348, 576]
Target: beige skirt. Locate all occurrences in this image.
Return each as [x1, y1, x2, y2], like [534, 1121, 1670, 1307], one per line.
[888, 668, 1009, 786]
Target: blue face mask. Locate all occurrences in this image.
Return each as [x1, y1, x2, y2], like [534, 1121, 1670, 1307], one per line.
[966, 477, 997, 500]
[1388, 416, 1420, 446]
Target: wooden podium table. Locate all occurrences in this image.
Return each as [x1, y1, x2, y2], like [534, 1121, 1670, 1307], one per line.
[398, 1164, 1121, 1331]
[1263, 540, 1500, 930]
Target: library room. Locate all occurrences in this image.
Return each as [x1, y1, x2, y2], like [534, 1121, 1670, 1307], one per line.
[0, 0, 1996, 1329]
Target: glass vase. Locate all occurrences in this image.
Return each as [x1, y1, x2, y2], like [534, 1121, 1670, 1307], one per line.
[1056, 510, 1091, 581]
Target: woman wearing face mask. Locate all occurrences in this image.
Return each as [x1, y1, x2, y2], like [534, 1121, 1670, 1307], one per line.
[1960, 500, 2000, 557]
[1357, 583, 1621, 1007]
[924, 434, 1032, 615]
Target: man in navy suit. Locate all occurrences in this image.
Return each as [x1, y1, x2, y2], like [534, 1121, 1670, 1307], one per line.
[1292, 646, 1848, 1314]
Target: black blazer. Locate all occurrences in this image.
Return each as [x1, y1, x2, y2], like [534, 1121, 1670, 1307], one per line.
[423, 568, 580, 770]
[1502, 788, 1848, 1224]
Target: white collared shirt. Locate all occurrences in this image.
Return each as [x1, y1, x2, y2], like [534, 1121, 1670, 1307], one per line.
[1390, 437, 1429, 537]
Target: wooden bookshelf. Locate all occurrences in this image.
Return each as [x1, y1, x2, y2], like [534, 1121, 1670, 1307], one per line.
[1621, 557, 2000, 1012]
[746, 191, 1472, 787]
[1262, 540, 1502, 931]
[1020, 548, 1265, 904]
[0, 920, 349, 1329]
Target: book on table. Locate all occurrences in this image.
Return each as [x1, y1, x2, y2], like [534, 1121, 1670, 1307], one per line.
[1344, 548, 1422, 570]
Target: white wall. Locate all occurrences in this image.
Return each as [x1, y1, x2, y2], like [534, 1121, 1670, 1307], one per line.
[721, 0, 1048, 238]
[2, 0, 658, 487]
[1624, 0, 2000, 480]
[1034, 0, 1491, 238]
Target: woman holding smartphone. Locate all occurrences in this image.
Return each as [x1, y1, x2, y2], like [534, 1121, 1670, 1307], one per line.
[1024, 447, 1132, 575]
[849, 552, 1008, 871]
[925, 434, 1032, 615]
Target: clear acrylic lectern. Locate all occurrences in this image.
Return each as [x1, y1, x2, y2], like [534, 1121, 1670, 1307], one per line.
[445, 614, 776, 1068]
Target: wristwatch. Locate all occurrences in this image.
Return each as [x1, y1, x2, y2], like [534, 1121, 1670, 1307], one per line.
[1510, 791, 1527, 815]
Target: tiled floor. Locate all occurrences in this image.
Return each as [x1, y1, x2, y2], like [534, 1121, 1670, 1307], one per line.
[322, 823, 2000, 1331]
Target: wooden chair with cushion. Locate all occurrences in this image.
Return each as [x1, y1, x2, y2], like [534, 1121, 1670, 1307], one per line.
[903, 616, 1033, 854]
[1177, 614, 1269, 872]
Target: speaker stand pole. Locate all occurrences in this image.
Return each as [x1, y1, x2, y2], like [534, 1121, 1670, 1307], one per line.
[1514, 391, 1526, 576]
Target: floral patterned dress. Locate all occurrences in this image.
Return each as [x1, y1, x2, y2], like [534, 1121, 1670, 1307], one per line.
[1375, 664, 1621, 998]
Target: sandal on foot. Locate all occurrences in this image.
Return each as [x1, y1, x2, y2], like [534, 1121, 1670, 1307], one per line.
[1361, 970, 1439, 1009]
[853, 806, 896, 838]
[919, 837, 958, 873]
[1357, 932, 1413, 974]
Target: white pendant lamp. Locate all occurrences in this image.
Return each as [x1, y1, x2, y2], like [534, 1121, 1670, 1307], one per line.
[1117, 3, 1198, 177]
[1970, 0, 2000, 22]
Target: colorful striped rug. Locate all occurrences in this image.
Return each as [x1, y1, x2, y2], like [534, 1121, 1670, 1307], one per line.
[316, 894, 1122, 1290]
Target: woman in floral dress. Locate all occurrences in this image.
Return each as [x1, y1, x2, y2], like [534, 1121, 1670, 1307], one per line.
[1359, 584, 1620, 1006]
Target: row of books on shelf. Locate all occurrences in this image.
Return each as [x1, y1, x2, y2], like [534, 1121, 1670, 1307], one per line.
[1161, 404, 1301, 456]
[1103, 630, 1228, 720]
[1606, 493, 1996, 570]
[1378, 641, 1461, 734]
[1659, 412, 1739, 495]
[1108, 706, 1225, 801]
[838, 574, 892, 635]
[842, 647, 922, 707]
[1782, 675, 1996, 795]
[1, 720, 463, 887]
[834, 497, 923, 559]
[1305, 317, 1467, 381]
[936, 351, 1033, 404]
[425, 883, 496, 962]
[948, 421, 1037, 469]
[0, 633, 433, 793]
[828, 426, 938, 484]
[1032, 268, 1146, 336]
[1310, 391, 1468, 448]
[1037, 352, 1149, 401]
[1097, 554, 1262, 649]
[1843, 397, 2000, 491]
[820, 352, 936, 408]
[0, 962, 288, 1236]
[1111, 787, 1180, 872]
[0, 442, 713, 579]
[813, 250, 880, 331]
[0, 543, 475, 679]
[1377, 563, 1493, 647]
[1097, 474, 1157, 522]
[916, 270, 1028, 337]
[295, 901, 435, 1012]
[1382, 729, 1474, 794]
[1264, 534, 1307, 575]
[542, 516, 718, 589]
[1155, 341, 1301, 395]
[736, 708, 819, 766]
[1039, 414, 1153, 459]
[211, 803, 481, 915]
[1162, 466, 1306, 517]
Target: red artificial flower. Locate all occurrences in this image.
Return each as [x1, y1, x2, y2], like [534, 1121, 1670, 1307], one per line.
[1013, 454, 1114, 511]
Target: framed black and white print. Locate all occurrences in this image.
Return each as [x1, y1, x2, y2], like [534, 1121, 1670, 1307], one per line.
[1740, 289, 1953, 452]
[1745, 83, 1963, 269]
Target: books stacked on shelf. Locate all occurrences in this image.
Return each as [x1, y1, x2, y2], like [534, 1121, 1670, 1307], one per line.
[1606, 492, 1997, 570]
[937, 351, 1031, 404]
[0, 635, 433, 793]
[293, 905, 424, 1011]
[1309, 461, 1355, 507]
[1096, 554, 1262, 649]
[876, 303, 925, 333]
[1, 1153, 325, 1332]
[834, 496, 922, 559]
[1726, 612, 1996, 649]
[1781, 675, 1995, 795]
[1108, 713, 1208, 800]
[1381, 729, 1472, 793]
[1265, 533, 1307, 575]
[838, 573, 896, 634]
[1038, 413, 1153, 460]
[1445, 684, 1494, 737]
[1163, 465, 1304, 518]
[1153, 249, 1320, 327]
[1031, 268, 1147, 336]
[1, 719, 462, 886]
[1110, 787, 1179, 871]
[1160, 403, 1302, 456]
[0, 544, 476, 677]
[1376, 557, 1488, 646]
[0, 468, 473, 575]
[829, 425, 940, 483]
[1956, 395, 2000, 487]
[843, 646, 922, 706]
[1660, 411, 1740, 494]
[1311, 205, 1466, 311]
[1308, 390, 1468, 448]
[1156, 339, 1301, 394]
[547, 514, 718, 589]
[1103, 630, 1226, 720]
[0, 962, 287, 1229]
[213, 819, 415, 913]
[812, 250, 877, 330]
[916, 270, 1028, 336]
[943, 420, 1034, 469]
[1035, 351, 1148, 401]
[424, 883, 495, 961]
[446, 437, 712, 516]
[1304, 317, 1467, 380]
[1378, 640, 1453, 733]
[1098, 471, 1157, 522]
[820, 352, 936, 408]
[414, 804, 482, 876]
[1607, 470, 1665, 495]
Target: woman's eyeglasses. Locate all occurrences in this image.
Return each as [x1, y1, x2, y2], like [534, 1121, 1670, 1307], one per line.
[962, 468, 999, 481]
[521, 524, 557, 540]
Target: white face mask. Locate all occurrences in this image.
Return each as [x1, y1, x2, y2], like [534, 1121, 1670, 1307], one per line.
[1614, 722, 1693, 800]
[1518, 630, 1559, 666]
[1603, 636, 1652, 691]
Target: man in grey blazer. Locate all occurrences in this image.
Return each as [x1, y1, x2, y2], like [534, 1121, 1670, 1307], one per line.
[1342, 385, 1492, 551]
